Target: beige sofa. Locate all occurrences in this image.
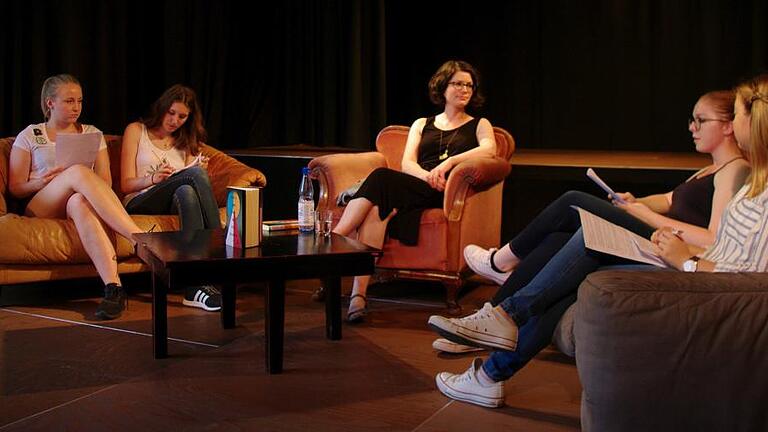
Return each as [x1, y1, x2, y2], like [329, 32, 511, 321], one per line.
[0, 135, 266, 287]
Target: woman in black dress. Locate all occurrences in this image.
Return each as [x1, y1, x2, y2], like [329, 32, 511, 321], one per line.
[333, 60, 498, 322]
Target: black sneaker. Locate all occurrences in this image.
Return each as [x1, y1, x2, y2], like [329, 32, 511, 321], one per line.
[95, 283, 127, 320]
[183, 285, 222, 311]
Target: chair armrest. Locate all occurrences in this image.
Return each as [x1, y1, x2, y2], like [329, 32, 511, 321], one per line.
[202, 144, 267, 206]
[575, 270, 768, 431]
[443, 156, 511, 220]
[309, 152, 386, 211]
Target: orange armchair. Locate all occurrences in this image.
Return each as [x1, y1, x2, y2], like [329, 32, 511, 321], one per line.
[309, 125, 515, 311]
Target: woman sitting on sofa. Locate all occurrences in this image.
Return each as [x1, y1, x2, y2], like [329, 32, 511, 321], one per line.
[428, 77, 768, 408]
[8, 74, 143, 321]
[332, 60, 498, 322]
[433, 89, 750, 354]
[120, 84, 221, 312]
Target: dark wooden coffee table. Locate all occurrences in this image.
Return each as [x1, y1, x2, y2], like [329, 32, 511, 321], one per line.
[133, 229, 378, 373]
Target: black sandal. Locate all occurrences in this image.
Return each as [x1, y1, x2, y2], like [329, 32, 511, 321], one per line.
[347, 294, 368, 323]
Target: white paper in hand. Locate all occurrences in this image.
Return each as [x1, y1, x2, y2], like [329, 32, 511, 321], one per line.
[170, 154, 203, 177]
[586, 168, 626, 204]
[56, 132, 102, 169]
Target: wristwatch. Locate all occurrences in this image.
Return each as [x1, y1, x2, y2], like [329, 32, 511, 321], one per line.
[682, 256, 700, 272]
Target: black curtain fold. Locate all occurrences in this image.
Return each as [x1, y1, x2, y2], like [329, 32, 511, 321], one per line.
[1, 0, 766, 152]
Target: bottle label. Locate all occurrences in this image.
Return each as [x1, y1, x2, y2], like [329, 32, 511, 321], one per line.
[298, 199, 314, 231]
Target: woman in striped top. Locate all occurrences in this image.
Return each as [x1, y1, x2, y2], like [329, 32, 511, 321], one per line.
[428, 76, 768, 409]
[656, 74, 768, 273]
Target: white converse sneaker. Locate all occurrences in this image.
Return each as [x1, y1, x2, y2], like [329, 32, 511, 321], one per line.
[428, 302, 518, 351]
[436, 358, 504, 408]
[464, 245, 511, 285]
[432, 338, 484, 354]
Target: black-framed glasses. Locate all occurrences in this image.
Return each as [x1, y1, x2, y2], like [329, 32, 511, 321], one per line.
[448, 81, 475, 91]
[688, 116, 728, 131]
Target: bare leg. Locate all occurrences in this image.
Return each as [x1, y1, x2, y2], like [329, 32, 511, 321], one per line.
[493, 244, 521, 272]
[26, 165, 142, 245]
[333, 197, 374, 237]
[348, 206, 397, 314]
[66, 193, 120, 285]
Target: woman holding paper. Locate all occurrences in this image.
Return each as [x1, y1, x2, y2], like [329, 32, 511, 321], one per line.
[120, 84, 221, 311]
[432, 90, 748, 355]
[464, 90, 748, 290]
[8, 74, 143, 320]
[428, 83, 764, 408]
[331, 60, 498, 322]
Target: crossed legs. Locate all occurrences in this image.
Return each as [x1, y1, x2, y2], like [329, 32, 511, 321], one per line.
[334, 196, 396, 320]
[26, 165, 143, 286]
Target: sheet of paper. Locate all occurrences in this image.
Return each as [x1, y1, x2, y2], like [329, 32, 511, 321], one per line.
[56, 132, 102, 169]
[586, 168, 626, 204]
[170, 154, 202, 177]
[576, 206, 667, 267]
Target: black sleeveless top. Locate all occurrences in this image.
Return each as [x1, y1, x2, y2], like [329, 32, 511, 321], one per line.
[418, 117, 480, 171]
[667, 158, 744, 228]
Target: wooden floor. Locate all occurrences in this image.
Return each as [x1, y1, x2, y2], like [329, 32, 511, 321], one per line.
[0, 278, 581, 431]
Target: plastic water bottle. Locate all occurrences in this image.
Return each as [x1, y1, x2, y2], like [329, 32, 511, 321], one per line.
[298, 167, 315, 232]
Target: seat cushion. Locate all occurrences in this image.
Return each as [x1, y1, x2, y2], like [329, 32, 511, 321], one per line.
[0, 213, 180, 264]
[377, 208, 448, 270]
[552, 302, 576, 357]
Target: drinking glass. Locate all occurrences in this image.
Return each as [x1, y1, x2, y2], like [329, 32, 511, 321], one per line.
[314, 210, 333, 237]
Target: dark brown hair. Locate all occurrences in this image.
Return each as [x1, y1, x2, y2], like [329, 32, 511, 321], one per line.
[143, 84, 207, 155]
[428, 60, 485, 109]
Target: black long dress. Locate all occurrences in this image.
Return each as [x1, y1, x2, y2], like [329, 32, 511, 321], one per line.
[352, 116, 481, 245]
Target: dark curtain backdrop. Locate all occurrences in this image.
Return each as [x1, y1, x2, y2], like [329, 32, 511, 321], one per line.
[1, 0, 766, 152]
[0, 0, 387, 149]
[386, 0, 767, 152]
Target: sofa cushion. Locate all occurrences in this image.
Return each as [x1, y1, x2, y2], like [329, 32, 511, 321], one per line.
[0, 213, 180, 264]
[552, 302, 576, 357]
[377, 208, 448, 270]
[576, 269, 768, 431]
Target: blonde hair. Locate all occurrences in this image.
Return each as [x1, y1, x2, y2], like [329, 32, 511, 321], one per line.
[40, 74, 81, 120]
[736, 74, 768, 198]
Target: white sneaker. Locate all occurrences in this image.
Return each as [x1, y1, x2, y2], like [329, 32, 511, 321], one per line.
[436, 358, 504, 408]
[432, 338, 485, 354]
[428, 302, 518, 351]
[464, 245, 511, 285]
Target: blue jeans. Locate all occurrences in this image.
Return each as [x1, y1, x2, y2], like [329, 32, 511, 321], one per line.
[491, 232, 572, 305]
[125, 166, 220, 231]
[508, 190, 654, 259]
[483, 229, 641, 381]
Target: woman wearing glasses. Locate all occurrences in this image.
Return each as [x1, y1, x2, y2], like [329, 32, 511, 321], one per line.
[333, 60, 498, 322]
[428, 83, 762, 408]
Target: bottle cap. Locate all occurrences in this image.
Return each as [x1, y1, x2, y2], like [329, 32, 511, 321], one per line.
[302, 167, 311, 175]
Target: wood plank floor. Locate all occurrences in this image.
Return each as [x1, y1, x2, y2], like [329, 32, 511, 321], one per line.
[0, 278, 581, 431]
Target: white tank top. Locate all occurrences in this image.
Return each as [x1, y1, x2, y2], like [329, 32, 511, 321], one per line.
[123, 124, 187, 204]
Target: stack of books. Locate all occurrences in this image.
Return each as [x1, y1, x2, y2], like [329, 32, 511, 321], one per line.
[262, 219, 300, 232]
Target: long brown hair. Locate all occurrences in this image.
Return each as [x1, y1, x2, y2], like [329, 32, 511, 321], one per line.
[143, 84, 207, 155]
[735, 74, 768, 198]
